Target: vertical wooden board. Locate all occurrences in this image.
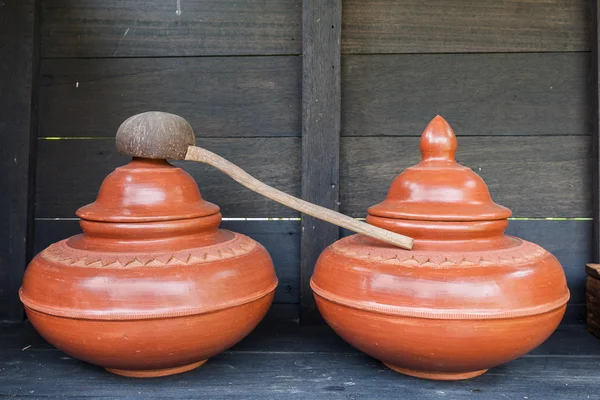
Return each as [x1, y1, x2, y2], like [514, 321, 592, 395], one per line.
[592, 0, 600, 263]
[0, 0, 36, 321]
[39, 57, 301, 138]
[342, 53, 592, 137]
[342, 0, 591, 54]
[41, 0, 302, 57]
[301, 0, 342, 322]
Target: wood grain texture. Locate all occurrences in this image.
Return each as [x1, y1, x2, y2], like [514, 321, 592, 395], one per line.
[41, 0, 301, 58]
[300, 0, 342, 322]
[587, 274, 600, 337]
[35, 138, 300, 218]
[592, 0, 600, 263]
[0, 324, 599, 399]
[340, 136, 592, 218]
[33, 220, 300, 305]
[0, 0, 36, 321]
[39, 57, 301, 138]
[342, 0, 591, 54]
[342, 53, 592, 137]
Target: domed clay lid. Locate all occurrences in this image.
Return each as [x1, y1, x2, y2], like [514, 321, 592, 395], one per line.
[368, 116, 512, 222]
[76, 159, 219, 223]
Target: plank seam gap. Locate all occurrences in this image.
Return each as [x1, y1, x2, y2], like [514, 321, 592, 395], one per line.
[40, 54, 303, 61]
[342, 50, 592, 56]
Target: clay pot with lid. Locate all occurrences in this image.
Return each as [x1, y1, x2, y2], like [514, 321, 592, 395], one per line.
[19, 114, 277, 377]
[311, 116, 570, 380]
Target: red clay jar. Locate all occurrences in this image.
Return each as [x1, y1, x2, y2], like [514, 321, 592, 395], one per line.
[20, 125, 277, 378]
[311, 116, 570, 380]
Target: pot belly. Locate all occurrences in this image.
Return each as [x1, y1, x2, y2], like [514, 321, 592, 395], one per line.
[25, 291, 274, 376]
[315, 294, 565, 379]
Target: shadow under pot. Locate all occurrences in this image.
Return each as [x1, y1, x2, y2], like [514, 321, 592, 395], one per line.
[311, 116, 569, 381]
[20, 114, 277, 378]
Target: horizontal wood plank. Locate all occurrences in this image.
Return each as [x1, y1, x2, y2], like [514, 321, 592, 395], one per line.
[340, 136, 592, 218]
[35, 138, 300, 218]
[342, 53, 592, 137]
[342, 0, 591, 54]
[41, 0, 301, 58]
[39, 57, 301, 138]
[33, 220, 300, 304]
[1, 325, 599, 399]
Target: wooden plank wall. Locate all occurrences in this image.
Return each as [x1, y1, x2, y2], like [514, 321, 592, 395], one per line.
[339, 0, 593, 323]
[0, 0, 37, 321]
[593, 0, 600, 263]
[0, 0, 594, 323]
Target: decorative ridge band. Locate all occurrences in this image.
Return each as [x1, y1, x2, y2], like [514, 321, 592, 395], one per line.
[310, 281, 569, 320]
[327, 235, 548, 268]
[39, 231, 258, 268]
[20, 281, 278, 321]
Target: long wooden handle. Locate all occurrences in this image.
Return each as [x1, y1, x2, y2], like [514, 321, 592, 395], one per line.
[186, 146, 414, 250]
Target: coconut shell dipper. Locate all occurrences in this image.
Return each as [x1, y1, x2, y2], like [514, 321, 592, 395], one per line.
[116, 111, 414, 250]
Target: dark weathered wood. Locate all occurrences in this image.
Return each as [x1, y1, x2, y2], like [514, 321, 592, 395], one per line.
[342, 53, 592, 137]
[33, 220, 300, 305]
[342, 0, 591, 54]
[39, 57, 301, 138]
[340, 136, 592, 218]
[41, 0, 301, 58]
[0, 0, 36, 321]
[35, 138, 300, 218]
[0, 323, 599, 399]
[587, 269, 600, 337]
[300, 0, 342, 323]
[592, 0, 600, 264]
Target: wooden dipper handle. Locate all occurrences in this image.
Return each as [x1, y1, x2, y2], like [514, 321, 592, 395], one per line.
[185, 146, 414, 250]
[116, 111, 414, 250]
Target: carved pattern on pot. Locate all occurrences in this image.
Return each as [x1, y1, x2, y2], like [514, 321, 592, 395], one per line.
[328, 235, 548, 268]
[41, 233, 258, 268]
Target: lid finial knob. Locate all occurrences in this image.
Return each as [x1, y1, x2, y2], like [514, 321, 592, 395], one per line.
[420, 115, 457, 163]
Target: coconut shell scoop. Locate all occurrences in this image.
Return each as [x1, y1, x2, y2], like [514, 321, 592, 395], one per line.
[116, 111, 414, 250]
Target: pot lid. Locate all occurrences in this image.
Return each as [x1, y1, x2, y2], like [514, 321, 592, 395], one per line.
[77, 158, 220, 223]
[368, 116, 512, 222]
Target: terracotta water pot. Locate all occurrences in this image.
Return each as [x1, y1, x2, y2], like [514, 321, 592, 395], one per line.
[20, 116, 277, 378]
[311, 116, 570, 380]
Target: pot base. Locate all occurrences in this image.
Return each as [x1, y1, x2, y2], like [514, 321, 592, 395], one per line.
[106, 359, 207, 378]
[384, 363, 487, 381]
